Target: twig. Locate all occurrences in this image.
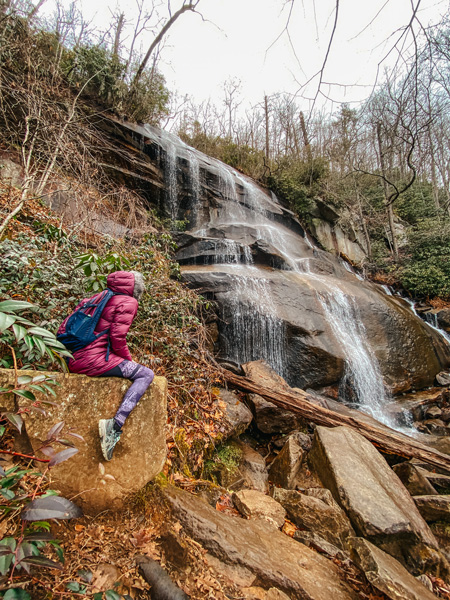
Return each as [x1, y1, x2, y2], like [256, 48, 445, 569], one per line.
[0, 449, 50, 463]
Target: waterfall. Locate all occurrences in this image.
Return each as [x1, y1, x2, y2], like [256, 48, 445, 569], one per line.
[316, 286, 390, 423]
[294, 259, 392, 424]
[138, 125, 450, 433]
[166, 142, 178, 221]
[187, 151, 391, 417]
[188, 151, 201, 228]
[221, 269, 287, 377]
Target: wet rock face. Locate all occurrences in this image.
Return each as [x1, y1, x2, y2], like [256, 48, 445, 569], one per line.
[103, 118, 450, 395]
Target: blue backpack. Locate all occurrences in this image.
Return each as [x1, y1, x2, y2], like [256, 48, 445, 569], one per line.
[57, 289, 116, 360]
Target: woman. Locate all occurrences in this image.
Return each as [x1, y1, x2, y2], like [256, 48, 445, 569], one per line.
[58, 270, 154, 461]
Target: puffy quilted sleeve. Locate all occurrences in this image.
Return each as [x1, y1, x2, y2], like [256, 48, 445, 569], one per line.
[109, 298, 138, 361]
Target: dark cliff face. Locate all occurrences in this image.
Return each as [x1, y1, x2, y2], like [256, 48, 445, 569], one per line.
[100, 116, 450, 402]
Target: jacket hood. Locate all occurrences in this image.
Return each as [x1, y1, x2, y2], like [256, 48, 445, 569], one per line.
[130, 271, 145, 301]
[107, 271, 135, 296]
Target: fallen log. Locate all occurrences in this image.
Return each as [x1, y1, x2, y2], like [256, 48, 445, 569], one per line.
[222, 369, 450, 472]
[136, 555, 189, 600]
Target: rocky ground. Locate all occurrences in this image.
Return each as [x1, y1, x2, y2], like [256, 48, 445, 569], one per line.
[23, 358, 450, 600]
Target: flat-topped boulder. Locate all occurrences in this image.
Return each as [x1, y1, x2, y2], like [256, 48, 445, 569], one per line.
[1, 368, 167, 513]
[309, 425, 448, 576]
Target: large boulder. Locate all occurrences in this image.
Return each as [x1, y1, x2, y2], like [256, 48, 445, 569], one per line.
[181, 265, 450, 393]
[216, 388, 253, 438]
[164, 486, 358, 599]
[268, 434, 305, 488]
[309, 425, 448, 576]
[236, 442, 269, 493]
[243, 361, 304, 434]
[0, 368, 167, 513]
[349, 537, 437, 600]
[392, 462, 438, 496]
[272, 488, 354, 550]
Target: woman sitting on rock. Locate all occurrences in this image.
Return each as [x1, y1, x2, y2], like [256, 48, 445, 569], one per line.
[57, 271, 154, 461]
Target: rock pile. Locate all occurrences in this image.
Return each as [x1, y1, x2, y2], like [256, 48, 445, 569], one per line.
[159, 364, 450, 599]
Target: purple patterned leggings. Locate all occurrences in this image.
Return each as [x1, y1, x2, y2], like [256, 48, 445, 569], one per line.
[100, 360, 154, 428]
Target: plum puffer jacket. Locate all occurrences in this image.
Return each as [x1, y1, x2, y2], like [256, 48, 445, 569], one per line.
[58, 271, 138, 377]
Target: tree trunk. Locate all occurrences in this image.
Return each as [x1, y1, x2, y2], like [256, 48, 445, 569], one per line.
[300, 111, 312, 163]
[264, 95, 270, 161]
[222, 369, 450, 471]
[131, 2, 199, 89]
[113, 12, 125, 59]
[376, 122, 399, 261]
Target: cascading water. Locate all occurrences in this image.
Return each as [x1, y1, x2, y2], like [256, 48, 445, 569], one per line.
[220, 267, 287, 378]
[166, 142, 178, 221]
[316, 286, 390, 422]
[140, 124, 450, 430]
[188, 151, 201, 228]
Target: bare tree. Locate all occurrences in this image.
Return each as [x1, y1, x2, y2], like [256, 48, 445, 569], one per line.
[131, 0, 201, 88]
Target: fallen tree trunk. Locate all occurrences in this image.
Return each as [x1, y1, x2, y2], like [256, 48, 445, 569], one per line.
[222, 369, 450, 472]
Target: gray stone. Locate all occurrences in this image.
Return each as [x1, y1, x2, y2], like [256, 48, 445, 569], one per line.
[268, 435, 304, 489]
[437, 372, 450, 386]
[273, 431, 312, 451]
[414, 495, 450, 523]
[392, 462, 438, 496]
[350, 537, 437, 600]
[0, 158, 22, 186]
[309, 425, 447, 575]
[293, 531, 349, 560]
[237, 442, 269, 493]
[272, 488, 354, 549]
[0, 368, 167, 513]
[418, 419, 449, 436]
[417, 467, 450, 492]
[164, 486, 358, 599]
[217, 389, 253, 438]
[232, 489, 286, 529]
[247, 393, 300, 434]
[425, 406, 443, 419]
[243, 361, 302, 434]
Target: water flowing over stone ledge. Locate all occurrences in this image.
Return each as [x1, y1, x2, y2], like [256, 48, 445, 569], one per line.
[93, 117, 450, 420]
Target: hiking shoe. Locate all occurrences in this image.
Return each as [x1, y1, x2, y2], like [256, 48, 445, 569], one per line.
[98, 418, 121, 461]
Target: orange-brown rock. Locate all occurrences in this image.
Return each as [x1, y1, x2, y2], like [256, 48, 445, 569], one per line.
[1, 368, 167, 513]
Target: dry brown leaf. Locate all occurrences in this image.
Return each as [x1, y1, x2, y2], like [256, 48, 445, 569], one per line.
[282, 520, 298, 537]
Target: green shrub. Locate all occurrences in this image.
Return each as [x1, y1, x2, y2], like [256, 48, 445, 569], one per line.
[399, 218, 450, 298]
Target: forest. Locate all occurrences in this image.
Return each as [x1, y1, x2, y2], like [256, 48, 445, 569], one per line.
[2, 1, 450, 599]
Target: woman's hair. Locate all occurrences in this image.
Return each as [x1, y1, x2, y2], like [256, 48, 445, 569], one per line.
[131, 271, 145, 301]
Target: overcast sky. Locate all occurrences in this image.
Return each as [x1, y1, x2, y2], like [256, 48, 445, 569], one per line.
[44, 0, 449, 113]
